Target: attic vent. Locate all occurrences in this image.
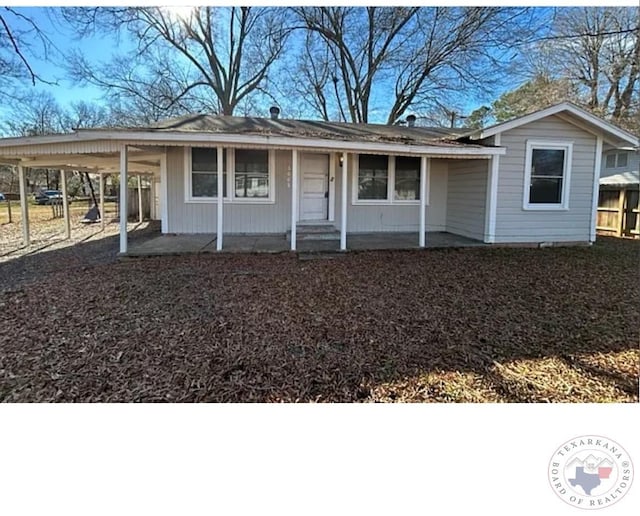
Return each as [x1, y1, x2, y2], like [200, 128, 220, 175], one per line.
[269, 106, 280, 120]
[406, 114, 416, 127]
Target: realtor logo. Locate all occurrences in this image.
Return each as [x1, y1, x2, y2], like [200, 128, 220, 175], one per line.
[549, 435, 634, 510]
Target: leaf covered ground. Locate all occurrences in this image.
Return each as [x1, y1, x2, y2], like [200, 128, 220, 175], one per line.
[0, 236, 638, 402]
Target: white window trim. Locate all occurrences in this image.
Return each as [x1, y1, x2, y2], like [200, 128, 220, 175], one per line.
[184, 146, 230, 203]
[184, 147, 275, 204]
[351, 154, 422, 206]
[522, 140, 573, 211]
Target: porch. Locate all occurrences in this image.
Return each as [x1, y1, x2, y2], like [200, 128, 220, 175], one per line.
[126, 231, 486, 256]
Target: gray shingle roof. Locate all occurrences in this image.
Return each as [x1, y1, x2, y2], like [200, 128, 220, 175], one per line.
[84, 114, 480, 148]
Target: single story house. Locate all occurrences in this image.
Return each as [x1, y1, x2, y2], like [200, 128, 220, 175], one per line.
[0, 102, 637, 254]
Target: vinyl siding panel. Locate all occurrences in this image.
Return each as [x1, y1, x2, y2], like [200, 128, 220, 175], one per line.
[445, 159, 487, 240]
[166, 147, 291, 234]
[495, 115, 596, 243]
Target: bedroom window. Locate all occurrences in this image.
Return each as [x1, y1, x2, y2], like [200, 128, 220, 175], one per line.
[523, 141, 572, 210]
[191, 147, 227, 198]
[394, 156, 421, 200]
[358, 154, 388, 200]
[234, 149, 270, 199]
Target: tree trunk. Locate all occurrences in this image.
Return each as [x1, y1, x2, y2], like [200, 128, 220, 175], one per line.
[84, 172, 99, 208]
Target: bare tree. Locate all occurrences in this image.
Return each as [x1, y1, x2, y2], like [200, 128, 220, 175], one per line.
[292, 7, 537, 124]
[0, 7, 54, 89]
[1, 91, 65, 136]
[540, 7, 639, 129]
[61, 6, 292, 118]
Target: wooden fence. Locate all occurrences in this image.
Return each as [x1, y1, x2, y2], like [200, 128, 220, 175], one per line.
[597, 186, 640, 238]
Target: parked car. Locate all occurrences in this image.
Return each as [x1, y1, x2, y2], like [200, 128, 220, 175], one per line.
[0, 193, 5, 201]
[33, 190, 72, 205]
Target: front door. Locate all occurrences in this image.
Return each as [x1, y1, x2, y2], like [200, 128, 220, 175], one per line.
[300, 153, 329, 221]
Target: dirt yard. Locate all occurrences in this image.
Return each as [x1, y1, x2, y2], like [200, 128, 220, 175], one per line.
[0, 235, 638, 403]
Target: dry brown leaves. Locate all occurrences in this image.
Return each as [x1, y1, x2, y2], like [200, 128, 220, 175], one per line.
[0, 236, 638, 402]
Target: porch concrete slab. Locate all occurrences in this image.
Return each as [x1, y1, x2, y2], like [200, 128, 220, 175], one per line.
[127, 233, 216, 256]
[348, 233, 419, 250]
[223, 234, 290, 253]
[423, 232, 487, 248]
[127, 231, 485, 256]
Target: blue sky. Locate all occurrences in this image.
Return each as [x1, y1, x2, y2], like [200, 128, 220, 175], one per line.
[5, 6, 531, 123]
[5, 4, 629, 125]
[10, 7, 132, 105]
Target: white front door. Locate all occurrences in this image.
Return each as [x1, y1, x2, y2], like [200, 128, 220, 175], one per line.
[299, 153, 329, 221]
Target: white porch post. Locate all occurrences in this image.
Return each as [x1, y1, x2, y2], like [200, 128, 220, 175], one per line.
[119, 144, 128, 254]
[590, 136, 603, 243]
[484, 134, 501, 243]
[160, 152, 168, 234]
[419, 156, 429, 247]
[216, 145, 224, 251]
[291, 149, 298, 251]
[137, 174, 143, 223]
[99, 172, 105, 230]
[17, 164, 30, 246]
[60, 169, 71, 239]
[340, 152, 348, 251]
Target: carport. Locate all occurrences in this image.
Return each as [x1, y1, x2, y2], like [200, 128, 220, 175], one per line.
[0, 135, 162, 249]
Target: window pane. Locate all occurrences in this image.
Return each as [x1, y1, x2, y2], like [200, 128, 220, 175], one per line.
[358, 154, 388, 200]
[193, 173, 217, 197]
[617, 152, 628, 168]
[531, 148, 565, 177]
[235, 149, 269, 198]
[395, 156, 420, 200]
[605, 154, 616, 168]
[530, 177, 562, 204]
[235, 174, 269, 198]
[192, 172, 227, 197]
[236, 150, 268, 172]
[359, 154, 387, 171]
[192, 148, 226, 172]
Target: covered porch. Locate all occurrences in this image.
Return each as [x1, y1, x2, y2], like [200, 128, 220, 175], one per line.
[0, 126, 504, 256]
[126, 231, 486, 256]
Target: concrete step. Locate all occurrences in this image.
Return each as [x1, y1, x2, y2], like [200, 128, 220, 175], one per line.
[296, 223, 337, 234]
[298, 231, 340, 241]
[288, 224, 340, 241]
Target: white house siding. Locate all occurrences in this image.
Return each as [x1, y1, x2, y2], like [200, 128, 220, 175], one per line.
[333, 155, 448, 232]
[495, 115, 596, 243]
[445, 159, 488, 240]
[165, 147, 291, 233]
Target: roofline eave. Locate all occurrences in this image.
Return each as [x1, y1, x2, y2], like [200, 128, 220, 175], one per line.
[0, 130, 506, 157]
[467, 102, 639, 147]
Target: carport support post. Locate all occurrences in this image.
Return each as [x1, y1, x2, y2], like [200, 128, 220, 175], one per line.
[119, 145, 128, 254]
[216, 145, 224, 251]
[419, 156, 428, 247]
[340, 152, 348, 251]
[99, 173, 105, 230]
[290, 149, 298, 251]
[60, 169, 71, 239]
[17, 164, 30, 246]
[137, 174, 143, 223]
